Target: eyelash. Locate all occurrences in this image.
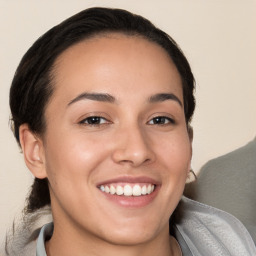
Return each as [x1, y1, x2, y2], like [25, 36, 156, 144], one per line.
[79, 115, 175, 126]
[147, 116, 175, 126]
[79, 116, 110, 126]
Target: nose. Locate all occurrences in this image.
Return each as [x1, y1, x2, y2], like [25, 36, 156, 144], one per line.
[111, 125, 156, 167]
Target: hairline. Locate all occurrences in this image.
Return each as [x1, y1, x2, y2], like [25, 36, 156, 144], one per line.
[45, 31, 185, 131]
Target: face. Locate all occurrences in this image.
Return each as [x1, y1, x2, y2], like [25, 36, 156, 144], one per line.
[40, 34, 192, 245]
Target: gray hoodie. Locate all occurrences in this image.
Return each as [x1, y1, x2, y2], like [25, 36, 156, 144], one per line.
[31, 197, 256, 256]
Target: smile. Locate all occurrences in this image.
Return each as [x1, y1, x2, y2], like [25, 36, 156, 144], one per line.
[99, 183, 155, 197]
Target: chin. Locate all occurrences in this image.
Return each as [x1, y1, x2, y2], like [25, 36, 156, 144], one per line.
[102, 229, 157, 246]
[95, 217, 166, 246]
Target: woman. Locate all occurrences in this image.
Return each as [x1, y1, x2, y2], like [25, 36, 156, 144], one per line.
[7, 7, 255, 256]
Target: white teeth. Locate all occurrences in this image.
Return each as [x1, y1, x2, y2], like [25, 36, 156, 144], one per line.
[147, 184, 152, 194]
[123, 185, 133, 196]
[105, 186, 110, 193]
[116, 185, 124, 195]
[110, 185, 115, 194]
[132, 184, 141, 196]
[100, 184, 155, 197]
[141, 185, 147, 195]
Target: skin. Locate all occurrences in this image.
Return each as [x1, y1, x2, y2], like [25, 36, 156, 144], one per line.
[20, 34, 192, 256]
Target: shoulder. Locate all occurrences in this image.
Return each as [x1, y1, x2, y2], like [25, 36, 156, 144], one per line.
[199, 136, 256, 177]
[4, 206, 52, 256]
[173, 196, 256, 256]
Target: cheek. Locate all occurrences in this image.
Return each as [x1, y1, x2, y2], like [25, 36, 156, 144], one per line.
[43, 131, 111, 187]
[43, 132, 113, 219]
[153, 131, 191, 178]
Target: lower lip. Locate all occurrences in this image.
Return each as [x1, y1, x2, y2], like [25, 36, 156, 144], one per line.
[99, 186, 160, 208]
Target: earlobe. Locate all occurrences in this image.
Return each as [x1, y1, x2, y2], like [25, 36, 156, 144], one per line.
[19, 124, 47, 179]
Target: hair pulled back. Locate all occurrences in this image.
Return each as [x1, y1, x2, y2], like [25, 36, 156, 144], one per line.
[9, 7, 195, 213]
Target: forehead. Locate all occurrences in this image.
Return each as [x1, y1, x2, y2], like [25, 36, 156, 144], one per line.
[51, 33, 183, 102]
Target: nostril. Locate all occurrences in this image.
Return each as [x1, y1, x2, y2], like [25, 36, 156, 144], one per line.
[111, 131, 156, 166]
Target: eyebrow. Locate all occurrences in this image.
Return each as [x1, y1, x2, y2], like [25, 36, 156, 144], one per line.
[149, 93, 183, 107]
[68, 92, 115, 106]
[67, 92, 182, 107]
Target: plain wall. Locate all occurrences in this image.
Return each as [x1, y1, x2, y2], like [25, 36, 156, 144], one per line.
[1, 0, 255, 249]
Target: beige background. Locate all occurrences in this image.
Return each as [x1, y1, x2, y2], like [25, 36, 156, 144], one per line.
[0, 0, 255, 249]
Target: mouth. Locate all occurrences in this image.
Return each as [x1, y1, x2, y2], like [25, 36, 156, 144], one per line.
[99, 183, 155, 196]
[97, 177, 160, 208]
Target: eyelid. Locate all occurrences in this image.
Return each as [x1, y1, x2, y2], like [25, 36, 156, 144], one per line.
[148, 112, 175, 122]
[147, 113, 176, 125]
[79, 116, 109, 125]
[147, 116, 175, 125]
[78, 112, 112, 125]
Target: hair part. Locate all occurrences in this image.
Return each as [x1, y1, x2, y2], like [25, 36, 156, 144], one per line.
[9, 7, 195, 213]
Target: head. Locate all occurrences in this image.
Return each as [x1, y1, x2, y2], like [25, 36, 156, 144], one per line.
[10, 7, 195, 247]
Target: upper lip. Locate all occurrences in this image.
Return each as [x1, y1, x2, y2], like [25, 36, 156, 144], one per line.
[96, 176, 160, 187]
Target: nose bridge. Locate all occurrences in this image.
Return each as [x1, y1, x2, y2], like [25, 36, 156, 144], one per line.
[112, 122, 154, 166]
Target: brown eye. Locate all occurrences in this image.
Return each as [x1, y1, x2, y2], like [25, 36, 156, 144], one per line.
[79, 116, 108, 125]
[148, 116, 175, 125]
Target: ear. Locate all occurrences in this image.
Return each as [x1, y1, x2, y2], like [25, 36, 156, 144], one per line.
[19, 124, 47, 179]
